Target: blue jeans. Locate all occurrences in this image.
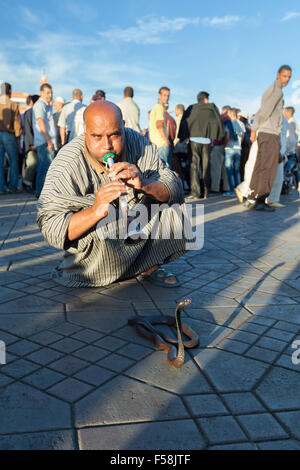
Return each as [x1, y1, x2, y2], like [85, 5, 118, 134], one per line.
[36, 143, 55, 197]
[158, 145, 172, 168]
[0, 131, 19, 192]
[225, 148, 241, 192]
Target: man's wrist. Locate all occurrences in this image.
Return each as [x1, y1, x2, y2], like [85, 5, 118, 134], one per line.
[139, 177, 148, 193]
[91, 203, 106, 221]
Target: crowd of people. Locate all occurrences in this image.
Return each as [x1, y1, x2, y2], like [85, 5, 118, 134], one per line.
[0, 65, 299, 288]
[0, 65, 299, 212]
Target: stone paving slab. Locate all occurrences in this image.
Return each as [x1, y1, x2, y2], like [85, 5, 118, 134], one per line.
[0, 430, 76, 450]
[192, 348, 269, 392]
[78, 420, 205, 450]
[74, 375, 190, 427]
[0, 191, 300, 450]
[0, 382, 72, 433]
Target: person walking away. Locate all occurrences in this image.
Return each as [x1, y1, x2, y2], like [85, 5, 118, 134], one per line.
[58, 89, 84, 146]
[117, 86, 141, 132]
[179, 91, 224, 200]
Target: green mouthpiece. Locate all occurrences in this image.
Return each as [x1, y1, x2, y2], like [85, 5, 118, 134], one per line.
[103, 153, 115, 162]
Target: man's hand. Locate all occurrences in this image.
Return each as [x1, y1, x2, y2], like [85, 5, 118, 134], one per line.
[47, 140, 54, 151]
[250, 130, 257, 143]
[109, 162, 144, 191]
[68, 180, 129, 242]
[93, 180, 129, 218]
[109, 162, 170, 202]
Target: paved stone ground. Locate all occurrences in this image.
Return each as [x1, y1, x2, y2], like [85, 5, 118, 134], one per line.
[0, 190, 300, 450]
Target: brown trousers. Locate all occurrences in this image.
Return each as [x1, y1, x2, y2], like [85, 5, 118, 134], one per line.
[248, 132, 280, 202]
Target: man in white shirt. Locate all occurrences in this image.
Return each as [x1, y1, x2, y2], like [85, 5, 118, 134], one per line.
[117, 87, 141, 133]
[58, 89, 85, 146]
[69, 90, 106, 141]
[32, 83, 57, 197]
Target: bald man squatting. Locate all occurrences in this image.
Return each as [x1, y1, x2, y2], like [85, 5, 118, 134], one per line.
[37, 101, 188, 288]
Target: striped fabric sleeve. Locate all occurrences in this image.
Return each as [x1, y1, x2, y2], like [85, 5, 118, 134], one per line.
[37, 137, 94, 251]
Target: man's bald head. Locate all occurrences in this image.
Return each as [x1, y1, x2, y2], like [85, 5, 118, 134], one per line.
[84, 100, 123, 128]
[84, 101, 125, 164]
[72, 88, 83, 101]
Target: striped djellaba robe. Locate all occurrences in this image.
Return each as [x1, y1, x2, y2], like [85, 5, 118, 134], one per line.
[37, 128, 188, 287]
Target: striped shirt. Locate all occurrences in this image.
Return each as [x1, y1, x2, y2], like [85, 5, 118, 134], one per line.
[37, 128, 186, 287]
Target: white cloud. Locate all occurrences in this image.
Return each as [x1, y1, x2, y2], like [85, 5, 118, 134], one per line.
[281, 11, 300, 22]
[2, 31, 97, 53]
[98, 16, 201, 45]
[98, 14, 244, 45]
[203, 15, 243, 26]
[217, 93, 261, 116]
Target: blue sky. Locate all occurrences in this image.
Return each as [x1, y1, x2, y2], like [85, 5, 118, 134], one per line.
[1, 0, 300, 128]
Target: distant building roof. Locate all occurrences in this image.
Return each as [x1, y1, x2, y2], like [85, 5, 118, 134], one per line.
[11, 92, 30, 114]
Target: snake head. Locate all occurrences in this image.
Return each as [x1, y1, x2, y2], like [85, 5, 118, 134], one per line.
[177, 298, 192, 309]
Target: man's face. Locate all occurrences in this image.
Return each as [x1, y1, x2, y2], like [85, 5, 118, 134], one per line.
[284, 109, 292, 120]
[277, 69, 292, 88]
[85, 110, 125, 163]
[159, 89, 170, 106]
[40, 87, 52, 104]
[53, 101, 63, 113]
[228, 110, 236, 121]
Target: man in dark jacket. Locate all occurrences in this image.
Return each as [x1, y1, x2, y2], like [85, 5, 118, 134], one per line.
[179, 91, 224, 199]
